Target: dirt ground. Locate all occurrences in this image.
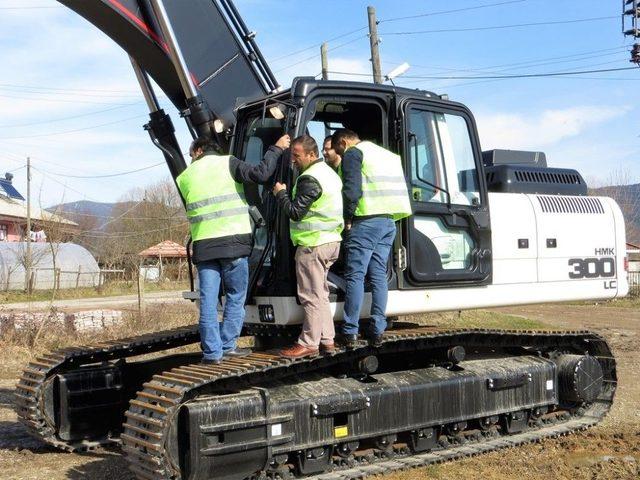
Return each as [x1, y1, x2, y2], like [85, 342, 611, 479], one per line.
[0, 302, 638, 480]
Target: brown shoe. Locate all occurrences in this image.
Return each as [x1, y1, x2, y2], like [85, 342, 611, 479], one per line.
[280, 344, 319, 359]
[320, 342, 336, 354]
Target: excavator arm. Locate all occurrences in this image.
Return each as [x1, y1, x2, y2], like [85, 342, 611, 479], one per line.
[59, 0, 279, 173]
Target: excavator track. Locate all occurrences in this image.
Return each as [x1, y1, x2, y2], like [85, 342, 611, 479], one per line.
[120, 326, 616, 480]
[15, 324, 200, 451]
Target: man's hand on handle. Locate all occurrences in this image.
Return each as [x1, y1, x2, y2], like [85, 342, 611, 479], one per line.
[275, 134, 291, 150]
[273, 182, 287, 195]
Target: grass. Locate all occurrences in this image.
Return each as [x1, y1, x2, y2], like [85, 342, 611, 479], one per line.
[0, 302, 198, 379]
[0, 280, 189, 304]
[563, 295, 640, 309]
[405, 309, 549, 331]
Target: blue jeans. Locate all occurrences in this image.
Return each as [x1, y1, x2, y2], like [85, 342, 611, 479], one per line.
[343, 217, 397, 336]
[197, 257, 248, 361]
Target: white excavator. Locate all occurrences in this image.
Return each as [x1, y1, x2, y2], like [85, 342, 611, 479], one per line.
[15, 2, 628, 480]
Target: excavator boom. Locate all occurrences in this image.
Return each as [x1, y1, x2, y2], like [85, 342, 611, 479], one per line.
[59, 0, 278, 129]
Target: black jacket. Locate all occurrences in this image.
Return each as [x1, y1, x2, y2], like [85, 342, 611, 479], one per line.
[275, 160, 323, 221]
[340, 146, 363, 222]
[192, 146, 282, 264]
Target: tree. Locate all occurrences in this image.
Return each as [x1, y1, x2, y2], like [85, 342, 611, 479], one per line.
[96, 177, 188, 274]
[588, 169, 640, 245]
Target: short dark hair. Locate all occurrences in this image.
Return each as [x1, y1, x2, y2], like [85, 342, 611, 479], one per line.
[291, 135, 319, 157]
[323, 135, 333, 145]
[189, 136, 222, 157]
[331, 128, 359, 149]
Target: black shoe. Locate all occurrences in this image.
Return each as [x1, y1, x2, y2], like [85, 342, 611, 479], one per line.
[201, 358, 221, 365]
[368, 334, 384, 348]
[224, 347, 251, 358]
[340, 334, 358, 350]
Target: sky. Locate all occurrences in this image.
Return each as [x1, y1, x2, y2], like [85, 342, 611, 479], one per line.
[0, 0, 638, 207]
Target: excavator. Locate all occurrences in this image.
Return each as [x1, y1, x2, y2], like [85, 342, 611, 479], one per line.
[15, 2, 629, 480]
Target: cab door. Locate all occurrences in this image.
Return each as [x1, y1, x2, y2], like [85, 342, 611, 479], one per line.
[399, 99, 492, 286]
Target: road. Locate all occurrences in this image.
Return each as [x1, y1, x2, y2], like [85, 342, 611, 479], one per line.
[0, 290, 186, 312]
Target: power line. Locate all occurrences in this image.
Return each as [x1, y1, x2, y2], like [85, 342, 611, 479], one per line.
[0, 83, 141, 94]
[399, 58, 632, 84]
[0, 103, 141, 128]
[270, 27, 368, 63]
[0, 149, 99, 175]
[386, 47, 630, 77]
[381, 16, 619, 35]
[0, 114, 147, 139]
[31, 166, 182, 220]
[38, 162, 165, 179]
[0, 85, 142, 100]
[462, 46, 631, 72]
[29, 165, 103, 204]
[274, 35, 367, 73]
[327, 66, 639, 80]
[0, 92, 134, 106]
[379, 0, 526, 23]
[269, 0, 527, 64]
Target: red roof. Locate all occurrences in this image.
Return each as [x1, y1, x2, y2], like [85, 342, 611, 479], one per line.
[138, 240, 187, 258]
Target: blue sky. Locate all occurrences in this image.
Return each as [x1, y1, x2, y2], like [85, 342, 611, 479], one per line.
[0, 0, 638, 207]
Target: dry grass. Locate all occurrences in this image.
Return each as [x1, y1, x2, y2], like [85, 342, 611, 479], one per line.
[0, 302, 198, 379]
[404, 309, 549, 331]
[386, 428, 640, 480]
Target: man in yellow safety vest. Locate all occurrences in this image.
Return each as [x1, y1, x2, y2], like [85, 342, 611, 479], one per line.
[177, 134, 290, 364]
[273, 135, 343, 358]
[322, 135, 341, 171]
[332, 129, 412, 349]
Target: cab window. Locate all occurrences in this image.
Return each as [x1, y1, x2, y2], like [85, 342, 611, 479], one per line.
[408, 108, 480, 206]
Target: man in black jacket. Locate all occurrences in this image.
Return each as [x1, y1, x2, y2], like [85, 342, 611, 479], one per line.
[181, 134, 289, 364]
[272, 135, 343, 358]
[188, 136, 289, 263]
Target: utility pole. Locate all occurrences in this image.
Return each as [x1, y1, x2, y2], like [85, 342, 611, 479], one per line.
[321, 42, 329, 80]
[321, 42, 331, 137]
[25, 156, 32, 293]
[367, 6, 383, 84]
[622, 0, 640, 64]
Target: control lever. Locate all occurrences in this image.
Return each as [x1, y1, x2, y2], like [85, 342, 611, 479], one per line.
[249, 205, 265, 229]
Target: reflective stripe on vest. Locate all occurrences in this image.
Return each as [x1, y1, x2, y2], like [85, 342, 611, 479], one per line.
[352, 141, 413, 221]
[290, 161, 344, 247]
[176, 155, 251, 242]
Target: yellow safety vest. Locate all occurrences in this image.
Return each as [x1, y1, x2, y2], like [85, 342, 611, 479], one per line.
[290, 161, 344, 247]
[176, 155, 251, 242]
[352, 141, 412, 220]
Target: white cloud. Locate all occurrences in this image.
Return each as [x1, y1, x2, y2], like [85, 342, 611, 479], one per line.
[476, 105, 630, 150]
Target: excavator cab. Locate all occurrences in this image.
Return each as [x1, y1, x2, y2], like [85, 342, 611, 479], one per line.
[232, 78, 493, 304]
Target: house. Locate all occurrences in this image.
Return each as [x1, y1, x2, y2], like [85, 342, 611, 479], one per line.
[0, 172, 78, 242]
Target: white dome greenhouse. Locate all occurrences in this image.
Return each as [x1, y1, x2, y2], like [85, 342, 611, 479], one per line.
[0, 242, 100, 291]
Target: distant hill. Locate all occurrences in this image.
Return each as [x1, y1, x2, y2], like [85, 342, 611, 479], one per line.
[49, 201, 116, 219]
[47, 200, 135, 231]
[590, 183, 640, 245]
